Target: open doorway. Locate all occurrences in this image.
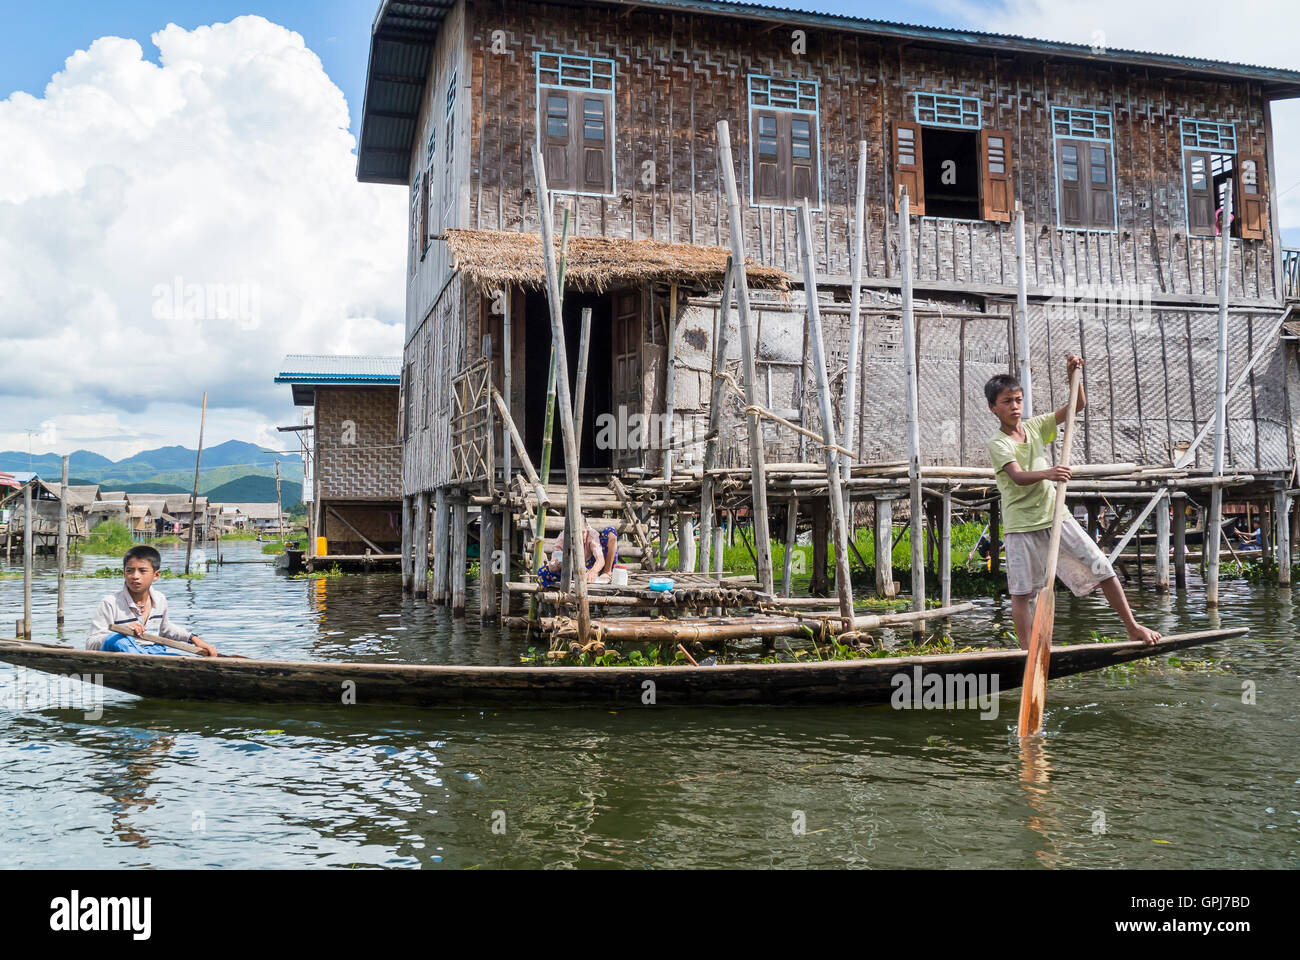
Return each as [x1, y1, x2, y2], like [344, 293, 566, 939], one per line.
[1186, 151, 1243, 237]
[522, 290, 616, 471]
[920, 127, 980, 220]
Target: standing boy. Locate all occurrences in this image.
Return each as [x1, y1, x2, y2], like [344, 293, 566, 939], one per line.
[86, 545, 218, 656]
[985, 356, 1160, 649]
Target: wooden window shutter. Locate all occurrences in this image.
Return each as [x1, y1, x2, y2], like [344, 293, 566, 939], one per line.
[791, 113, 818, 206]
[752, 110, 782, 204]
[1185, 151, 1215, 236]
[1236, 154, 1267, 241]
[1086, 142, 1115, 229]
[542, 92, 572, 190]
[1057, 139, 1084, 227]
[894, 122, 924, 214]
[580, 95, 611, 193]
[979, 129, 1013, 222]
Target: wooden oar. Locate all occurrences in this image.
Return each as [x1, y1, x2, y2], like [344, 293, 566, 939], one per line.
[1017, 366, 1083, 738]
[131, 630, 248, 659]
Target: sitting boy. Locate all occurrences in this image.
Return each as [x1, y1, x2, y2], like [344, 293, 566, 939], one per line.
[86, 545, 218, 656]
[986, 356, 1160, 650]
[537, 517, 619, 588]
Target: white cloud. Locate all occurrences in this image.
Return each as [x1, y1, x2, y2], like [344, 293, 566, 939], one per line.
[951, 0, 1300, 239]
[0, 16, 405, 460]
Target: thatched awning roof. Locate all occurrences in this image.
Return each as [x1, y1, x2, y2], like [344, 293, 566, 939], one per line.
[443, 229, 791, 293]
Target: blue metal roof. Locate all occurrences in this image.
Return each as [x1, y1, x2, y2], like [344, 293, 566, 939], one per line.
[276, 354, 401, 384]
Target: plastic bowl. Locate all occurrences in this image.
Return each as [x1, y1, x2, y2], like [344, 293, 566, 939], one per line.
[647, 576, 675, 592]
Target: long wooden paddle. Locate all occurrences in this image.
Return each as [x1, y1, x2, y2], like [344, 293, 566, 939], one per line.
[131, 630, 248, 659]
[1017, 366, 1082, 738]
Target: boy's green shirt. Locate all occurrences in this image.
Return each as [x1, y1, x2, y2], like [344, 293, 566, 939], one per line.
[987, 412, 1057, 534]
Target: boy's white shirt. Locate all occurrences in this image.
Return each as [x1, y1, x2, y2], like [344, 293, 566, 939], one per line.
[85, 585, 194, 650]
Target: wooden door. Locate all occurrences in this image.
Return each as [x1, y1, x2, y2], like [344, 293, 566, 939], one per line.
[611, 290, 642, 470]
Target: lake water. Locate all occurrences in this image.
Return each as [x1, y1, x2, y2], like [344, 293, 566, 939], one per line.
[1, 540, 1296, 868]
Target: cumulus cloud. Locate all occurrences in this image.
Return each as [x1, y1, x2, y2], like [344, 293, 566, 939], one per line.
[0, 16, 405, 461]
[950, 0, 1300, 239]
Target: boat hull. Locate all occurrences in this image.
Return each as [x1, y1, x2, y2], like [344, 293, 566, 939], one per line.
[0, 629, 1244, 710]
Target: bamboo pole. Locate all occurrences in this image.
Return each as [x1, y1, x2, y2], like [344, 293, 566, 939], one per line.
[716, 120, 774, 595]
[874, 497, 895, 598]
[898, 191, 925, 624]
[699, 258, 734, 574]
[782, 496, 798, 597]
[57, 454, 68, 627]
[185, 392, 207, 575]
[841, 140, 868, 484]
[1207, 188, 1233, 607]
[501, 282, 514, 617]
[22, 481, 33, 639]
[796, 200, 853, 627]
[275, 460, 284, 539]
[531, 144, 590, 645]
[940, 489, 952, 609]
[1014, 201, 1034, 419]
[660, 283, 679, 568]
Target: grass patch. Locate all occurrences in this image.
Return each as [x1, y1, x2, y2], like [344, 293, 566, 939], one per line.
[84, 520, 134, 555]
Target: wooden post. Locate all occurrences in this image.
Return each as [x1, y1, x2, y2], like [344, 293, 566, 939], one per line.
[713, 525, 724, 580]
[1014, 201, 1034, 419]
[898, 191, 925, 621]
[1154, 491, 1171, 592]
[413, 491, 430, 598]
[841, 140, 868, 486]
[501, 282, 514, 617]
[678, 516, 695, 572]
[1275, 490, 1291, 586]
[716, 120, 774, 595]
[782, 496, 799, 597]
[23, 481, 33, 639]
[699, 258, 734, 574]
[660, 284, 679, 568]
[400, 495, 413, 591]
[796, 200, 853, 626]
[275, 459, 284, 539]
[531, 144, 591, 643]
[451, 495, 468, 616]
[1260, 499, 1272, 558]
[480, 503, 497, 621]
[940, 489, 952, 609]
[574, 305, 593, 445]
[57, 454, 68, 627]
[1173, 497, 1187, 590]
[185, 391, 207, 575]
[874, 497, 894, 598]
[810, 499, 829, 596]
[1206, 188, 1233, 606]
[431, 488, 448, 602]
[1086, 502, 1099, 539]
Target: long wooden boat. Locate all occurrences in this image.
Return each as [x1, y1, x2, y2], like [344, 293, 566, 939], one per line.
[0, 628, 1245, 709]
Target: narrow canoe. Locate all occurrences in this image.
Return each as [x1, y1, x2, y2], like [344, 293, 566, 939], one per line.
[0, 628, 1245, 710]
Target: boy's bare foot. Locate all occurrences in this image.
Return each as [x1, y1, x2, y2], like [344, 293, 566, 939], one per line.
[1126, 623, 1161, 645]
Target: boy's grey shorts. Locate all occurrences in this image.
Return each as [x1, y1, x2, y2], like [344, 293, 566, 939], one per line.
[1004, 514, 1116, 597]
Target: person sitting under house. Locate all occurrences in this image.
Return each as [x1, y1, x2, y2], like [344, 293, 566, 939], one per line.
[86, 545, 217, 656]
[537, 517, 619, 588]
[1236, 520, 1264, 551]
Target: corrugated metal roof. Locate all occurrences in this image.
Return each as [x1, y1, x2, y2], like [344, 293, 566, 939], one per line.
[275, 354, 402, 383]
[356, 0, 1300, 185]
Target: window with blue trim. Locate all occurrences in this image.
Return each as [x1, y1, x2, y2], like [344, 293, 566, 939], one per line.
[536, 53, 615, 194]
[1052, 107, 1115, 230]
[913, 92, 980, 129]
[442, 68, 457, 227]
[748, 74, 820, 208]
[1179, 119, 1245, 237]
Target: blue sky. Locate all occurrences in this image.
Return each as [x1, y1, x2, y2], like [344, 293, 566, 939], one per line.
[0, 0, 959, 143]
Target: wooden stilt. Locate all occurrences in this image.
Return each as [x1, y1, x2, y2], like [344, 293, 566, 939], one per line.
[841, 140, 867, 487]
[898, 191, 924, 626]
[660, 284, 679, 569]
[989, 500, 1002, 575]
[796, 200, 854, 627]
[432, 488, 448, 602]
[1206, 189, 1233, 607]
[1014, 201, 1034, 419]
[57, 454, 68, 627]
[531, 144, 591, 644]
[782, 496, 799, 598]
[452, 495, 468, 616]
[480, 505, 498, 621]
[1154, 491, 1171, 592]
[940, 490, 952, 609]
[699, 258, 734, 575]
[810, 499, 829, 597]
[1086, 502, 1100, 540]
[716, 120, 774, 595]
[1173, 497, 1187, 590]
[23, 482, 33, 639]
[414, 491, 430, 598]
[501, 283, 514, 616]
[400, 495, 413, 592]
[1275, 490, 1291, 585]
[875, 497, 895, 598]
[678, 516, 695, 572]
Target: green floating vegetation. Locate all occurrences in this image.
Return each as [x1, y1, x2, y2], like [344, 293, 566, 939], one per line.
[291, 564, 346, 580]
[83, 520, 134, 555]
